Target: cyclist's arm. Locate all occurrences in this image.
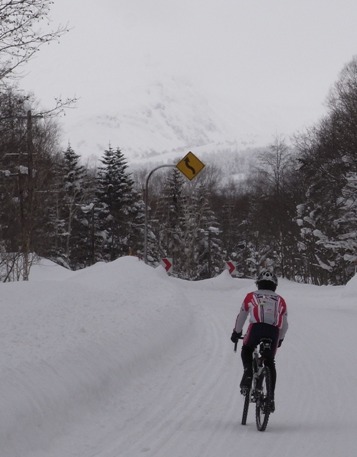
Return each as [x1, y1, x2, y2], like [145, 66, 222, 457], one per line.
[279, 301, 288, 340]
[234, 296, 250, 333]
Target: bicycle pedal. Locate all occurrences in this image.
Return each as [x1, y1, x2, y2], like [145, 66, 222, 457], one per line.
[240, 387, 249, 396]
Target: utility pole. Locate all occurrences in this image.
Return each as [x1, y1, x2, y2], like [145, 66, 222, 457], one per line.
[18, 110, 42, 280]
[23, 110, 34, 279]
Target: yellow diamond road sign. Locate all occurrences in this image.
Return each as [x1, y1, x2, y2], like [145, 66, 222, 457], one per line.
[176, 151, 205, 181]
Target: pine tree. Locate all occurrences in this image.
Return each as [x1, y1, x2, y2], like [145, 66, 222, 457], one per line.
[153, 170, 223, 279]
[96, 146, 144, 260]
[294, 59, 357, 285]
[56, 144, 88, 268]
[189, 185, 223, 279]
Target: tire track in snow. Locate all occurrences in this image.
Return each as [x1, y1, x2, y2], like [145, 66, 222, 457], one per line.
[100, 284, 245, 457]
[103, 305, 223, 455]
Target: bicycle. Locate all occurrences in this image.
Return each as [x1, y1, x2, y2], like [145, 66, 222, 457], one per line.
[234, 337, 274, 432]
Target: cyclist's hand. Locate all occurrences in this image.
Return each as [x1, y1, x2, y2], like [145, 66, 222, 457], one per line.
[231, 330, 242, 343]
[278, 339, 284, 348]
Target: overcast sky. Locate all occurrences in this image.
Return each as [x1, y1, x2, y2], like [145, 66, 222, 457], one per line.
[20, 0, 357, 159]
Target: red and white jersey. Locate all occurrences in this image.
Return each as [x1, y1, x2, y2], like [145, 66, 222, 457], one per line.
[234, 289, 288, 339]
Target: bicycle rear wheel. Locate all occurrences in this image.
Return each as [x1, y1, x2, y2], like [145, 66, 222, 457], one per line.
[241, 390, 250, 425]
[255, 366, 272, 431]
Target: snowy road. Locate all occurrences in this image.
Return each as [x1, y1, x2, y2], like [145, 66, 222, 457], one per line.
[1, 258, 356, 457]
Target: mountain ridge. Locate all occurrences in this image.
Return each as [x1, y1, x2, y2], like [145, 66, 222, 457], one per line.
[61, 76, 272, 167]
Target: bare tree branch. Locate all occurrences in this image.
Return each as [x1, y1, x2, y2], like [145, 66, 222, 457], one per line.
[0, 0, 69, 81]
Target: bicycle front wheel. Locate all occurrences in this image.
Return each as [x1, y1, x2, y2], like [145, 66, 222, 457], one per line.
[255, 366, 273, 431]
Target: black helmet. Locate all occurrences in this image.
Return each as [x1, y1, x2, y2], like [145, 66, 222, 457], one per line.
[256, 269, 278, 287]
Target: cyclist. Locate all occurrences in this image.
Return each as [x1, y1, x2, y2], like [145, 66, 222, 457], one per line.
[230, 269, 288, 412]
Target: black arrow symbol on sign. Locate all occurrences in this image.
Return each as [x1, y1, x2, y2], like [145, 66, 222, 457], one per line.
[184, 157, 196, 175]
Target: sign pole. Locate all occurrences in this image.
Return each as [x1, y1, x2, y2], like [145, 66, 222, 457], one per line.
[144, 164, 175, 264]
[143, 151, 205, 264]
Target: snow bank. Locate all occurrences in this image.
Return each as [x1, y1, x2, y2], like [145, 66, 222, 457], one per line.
[342, 271, 357, 298]
[0, 257, 195, 456]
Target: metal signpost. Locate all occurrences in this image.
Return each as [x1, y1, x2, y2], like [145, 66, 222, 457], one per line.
[144, 164, 175, 264]
[143, 151, 205, 264]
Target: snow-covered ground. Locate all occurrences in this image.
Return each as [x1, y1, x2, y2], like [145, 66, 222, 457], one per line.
[1, 257, 356, 457]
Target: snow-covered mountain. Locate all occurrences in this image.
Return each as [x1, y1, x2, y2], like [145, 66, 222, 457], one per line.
[59, 75, 274, 167]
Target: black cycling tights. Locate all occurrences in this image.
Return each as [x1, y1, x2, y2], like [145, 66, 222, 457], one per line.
[241, 345, 277, 396]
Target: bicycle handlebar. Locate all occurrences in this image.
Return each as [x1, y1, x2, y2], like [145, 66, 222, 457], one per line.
[233, 335, 244, 353]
